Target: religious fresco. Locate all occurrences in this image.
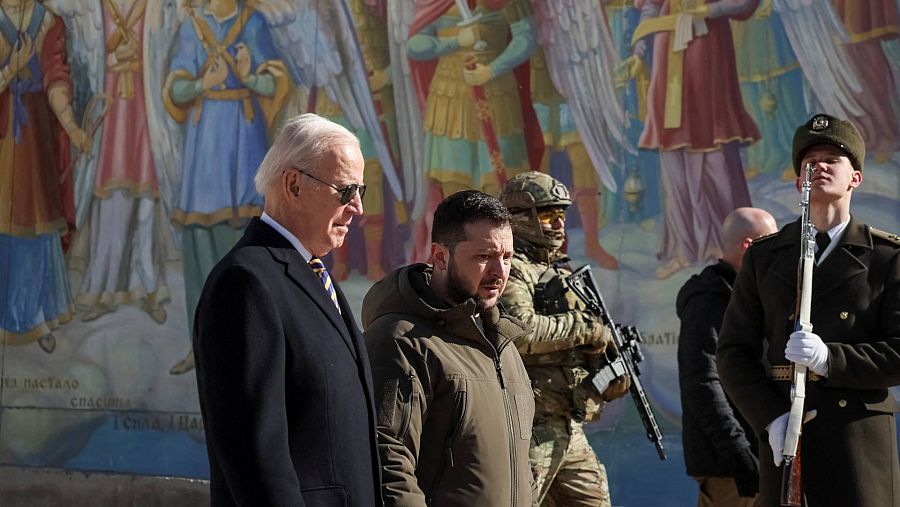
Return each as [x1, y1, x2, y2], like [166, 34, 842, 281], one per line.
[1, 0, 898, 503]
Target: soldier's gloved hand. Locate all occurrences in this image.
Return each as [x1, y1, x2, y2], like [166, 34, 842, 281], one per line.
[766, 410, 817, 466]
[785, 330, 830, 376]
[728, 447, 759, 497]
[601, 374, 630, 402]
[581, 320, 612, 349]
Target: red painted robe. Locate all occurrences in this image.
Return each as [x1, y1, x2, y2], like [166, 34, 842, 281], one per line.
[0, 14, 72, 241]
[636, 0, 760, 151]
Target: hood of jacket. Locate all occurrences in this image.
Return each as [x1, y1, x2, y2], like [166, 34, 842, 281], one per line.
[362, 263, 529, 350]
[676, 260, 736, 320]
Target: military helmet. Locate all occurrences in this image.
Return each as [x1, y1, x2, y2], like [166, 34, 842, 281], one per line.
[499, 171, 572, 211]
[499, 172, 571, 250]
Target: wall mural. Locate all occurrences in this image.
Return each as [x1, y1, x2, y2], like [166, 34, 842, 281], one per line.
[1, 0, 898, 503]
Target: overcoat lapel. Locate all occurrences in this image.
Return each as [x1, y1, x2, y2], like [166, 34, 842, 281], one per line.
[767, 217, 872, 303]
[244, 218, 359, 361]
[334, 281, 367, 364]
[812, 217, 870, 301]
[334, 283, 377, 405]
[767, 220, 801, 290]
[281, 255, 359, 361]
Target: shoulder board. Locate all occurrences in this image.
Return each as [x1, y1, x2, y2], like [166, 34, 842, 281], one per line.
[870, 227, 900, 247]
[750, 231, 778, 246]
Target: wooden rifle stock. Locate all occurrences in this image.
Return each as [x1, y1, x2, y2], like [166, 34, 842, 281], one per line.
[780, 443, 802, 506]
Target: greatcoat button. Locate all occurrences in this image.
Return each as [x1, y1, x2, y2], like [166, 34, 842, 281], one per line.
[838, 399, 847, 408]
[840, 311, 849, 320]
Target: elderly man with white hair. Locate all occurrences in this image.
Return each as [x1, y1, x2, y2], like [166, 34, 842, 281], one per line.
[193, 113, 382, 506]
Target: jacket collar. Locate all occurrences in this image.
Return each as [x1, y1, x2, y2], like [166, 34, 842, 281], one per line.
[399, 265, 529, 352]
[767, 215, 870, 300]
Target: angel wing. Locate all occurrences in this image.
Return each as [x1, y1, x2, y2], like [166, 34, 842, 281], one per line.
[387, 0, 425, 215]
[144, 0, 184, 215]
[256, 0, 403, 198]
[773, 0, 864, 117]
[530, 0, 634, 193]
[45, 0, 104, 229]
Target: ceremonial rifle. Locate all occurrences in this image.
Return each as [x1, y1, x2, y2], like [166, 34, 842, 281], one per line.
[781, 162, 816, 506]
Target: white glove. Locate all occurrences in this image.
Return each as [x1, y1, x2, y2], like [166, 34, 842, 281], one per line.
[766, 410, 817, 466]
[785, 330, 830, 376]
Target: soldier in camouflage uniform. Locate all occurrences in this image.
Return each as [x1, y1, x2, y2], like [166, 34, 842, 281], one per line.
[499, 172, 631, 507]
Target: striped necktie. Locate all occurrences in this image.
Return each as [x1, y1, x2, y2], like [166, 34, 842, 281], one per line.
[309, 257, 340, 312]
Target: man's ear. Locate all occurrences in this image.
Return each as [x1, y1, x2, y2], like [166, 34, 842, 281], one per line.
[431, 243, 449, 270]
[795, 176, 802, 193]
[849, 169, 862, 189]
[284, 169, 301, 198]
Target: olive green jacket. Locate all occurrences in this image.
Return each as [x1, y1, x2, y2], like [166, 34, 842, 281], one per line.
[363, 264, 535, 506]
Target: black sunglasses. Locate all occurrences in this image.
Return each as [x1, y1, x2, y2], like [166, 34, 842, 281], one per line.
[292, 168, 366, 205]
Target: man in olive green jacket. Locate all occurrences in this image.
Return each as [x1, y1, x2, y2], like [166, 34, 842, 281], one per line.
[363, 191, 535, 506]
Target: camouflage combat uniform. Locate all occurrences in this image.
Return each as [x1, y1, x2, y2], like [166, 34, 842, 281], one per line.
[499, 172, 620, 507]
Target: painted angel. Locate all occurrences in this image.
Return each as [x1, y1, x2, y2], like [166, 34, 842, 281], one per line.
[50, 0, 183, 330]
[304, 0, 408, 282]
[774, 0, 900, 161]
[529, 0, 633, 270]
[730, 2, 806, 180]
[629, 0, 760, 280]
[394, 0, 545, 262]
[166, 0, 404, 374]
[0, 0, 91, 354]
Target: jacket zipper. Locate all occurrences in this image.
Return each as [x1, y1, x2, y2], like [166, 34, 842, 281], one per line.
[479, 324, 517, 507]
[500, 368, 516, 507]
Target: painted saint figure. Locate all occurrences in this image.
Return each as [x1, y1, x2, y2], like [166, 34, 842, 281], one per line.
[164, 0, 288, 374]
[632, 0, 760, 280]
[731, 3, 806, 181]
[530, 47, 620, 270]
[830, 0, 900, 160]
[405, 0, 543, 261]
[319, 0, 403, 282]
[0, 0, 90, 353]
[69, 0, 172, 325]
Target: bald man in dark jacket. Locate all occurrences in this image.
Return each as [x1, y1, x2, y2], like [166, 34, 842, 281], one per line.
[678, 207, 776, 506]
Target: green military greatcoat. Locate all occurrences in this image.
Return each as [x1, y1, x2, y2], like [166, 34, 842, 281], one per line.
[718, 216, 900, 506]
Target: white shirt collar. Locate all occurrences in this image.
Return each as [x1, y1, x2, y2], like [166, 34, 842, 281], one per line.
[260, 212, 313, 262]
[814, 218, 849, 264]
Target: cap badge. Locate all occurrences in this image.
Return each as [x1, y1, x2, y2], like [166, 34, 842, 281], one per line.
[811, 116, 829, 131]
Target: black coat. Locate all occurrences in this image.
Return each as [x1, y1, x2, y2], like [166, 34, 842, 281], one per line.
[193, 218, 381, 506]
[718, 217, 900, 506]
[676, 260, 756, 478]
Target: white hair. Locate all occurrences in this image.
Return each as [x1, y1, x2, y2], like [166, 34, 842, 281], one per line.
[254, 113, 359, 194]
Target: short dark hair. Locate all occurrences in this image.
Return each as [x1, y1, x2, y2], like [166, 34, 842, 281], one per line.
[432, 190, 512, 251]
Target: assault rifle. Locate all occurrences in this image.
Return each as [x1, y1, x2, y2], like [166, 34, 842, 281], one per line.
[567, 264, 666, 460]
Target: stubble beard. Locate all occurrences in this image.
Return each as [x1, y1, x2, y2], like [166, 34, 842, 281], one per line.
[446, 255, 494, 315]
